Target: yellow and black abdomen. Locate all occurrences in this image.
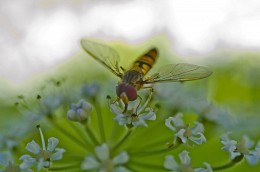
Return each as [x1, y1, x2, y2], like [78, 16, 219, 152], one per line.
[131, 48, 158, 76]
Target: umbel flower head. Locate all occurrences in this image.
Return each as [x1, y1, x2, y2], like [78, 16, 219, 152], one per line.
[165, 113, 206, 145]
[67, 99, 92, 122]
[19, 125, 65, 171]
[221, 132, 260, 165]
[81, 143, 131, 172]
[108, 91, 156, 127]
[164, 150, 212, 172]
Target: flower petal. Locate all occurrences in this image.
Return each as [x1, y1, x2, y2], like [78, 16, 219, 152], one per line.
[19, 155, 36, 169]
[81, 156, 100, 170]
[95, 144, 110, 161]
[114, 166, 132, 172]
[25, 140, 41, 154]
[164, 155, 179, 170]
[165, 117, 177, 132]
[37, 158, 50, 171]
[175, 129, 187, 143]
[140, 108, 156, 121]
[132, 117, 148, 127]
[51, 148, 65, 160]
[189, 133, 206, 145]
[179, 150, 191, 165]
[113, 151, 129, 165]
[47, 137, 59, 152]
[194, 162, 213, 172]
[190, 122, 204, 135]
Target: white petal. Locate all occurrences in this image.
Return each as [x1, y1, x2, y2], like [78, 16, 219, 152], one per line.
[81, 156, 100, 170]
[179, 150, 191, 165]
[190, 122, 204, 135]
[164, 155, 179, 170]
[242, 135, 254, 149]
[165, 117, 177, 132]
[109, 102, 124, 116]
[51, 148, 65, 160]
[26, 140, 41, 154]
[114, 166, 132, 172]
[132, 118, 148, 127]
[37, 158, 50, 170]
[95, 144, 110, 161]
[47, 137, 59, 152]
[113, 151, 129, 165]
[189, 133, 206, 145]
[19, 155, 36, 169]
[194, 162, 213, 172]
[175, 129, 187, 143]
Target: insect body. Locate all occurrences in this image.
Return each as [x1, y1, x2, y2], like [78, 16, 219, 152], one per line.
[81, 39, 212, 112]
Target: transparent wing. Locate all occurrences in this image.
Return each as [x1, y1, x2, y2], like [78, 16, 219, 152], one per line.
[143, 63, 212, 83]
[81, 39, 123, 78]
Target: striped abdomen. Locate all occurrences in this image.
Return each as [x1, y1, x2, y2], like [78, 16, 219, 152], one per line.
[131, 48, 158, 76]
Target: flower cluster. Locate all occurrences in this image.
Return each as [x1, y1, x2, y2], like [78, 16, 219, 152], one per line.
[108, 92, 156, 127]
[221, 132, 260, 165]
[165, 113, 206, 145]
[19, 126, 65, 171]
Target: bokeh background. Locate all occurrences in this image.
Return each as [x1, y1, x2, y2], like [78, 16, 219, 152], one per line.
[1, 0, 260, 172]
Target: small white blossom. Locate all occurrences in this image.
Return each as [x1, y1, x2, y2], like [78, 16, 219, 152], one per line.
[109, 99, 156, 127]
[164, 151, 212, 172]
[19, 127, 65, 171]
[221, 132, 260, 165]
[81, 143, 131, 172]
[165, 113, 206, 145]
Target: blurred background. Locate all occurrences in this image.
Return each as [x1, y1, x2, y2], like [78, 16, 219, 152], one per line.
[1, 0, 260, 83]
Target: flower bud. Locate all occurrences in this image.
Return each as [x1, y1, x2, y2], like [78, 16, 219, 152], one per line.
[67, 99, 92, 122]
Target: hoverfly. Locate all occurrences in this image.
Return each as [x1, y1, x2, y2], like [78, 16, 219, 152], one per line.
[81, 39, 212, 112]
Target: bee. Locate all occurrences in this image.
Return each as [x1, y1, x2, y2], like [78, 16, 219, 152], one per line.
[81, 39, 212, 112]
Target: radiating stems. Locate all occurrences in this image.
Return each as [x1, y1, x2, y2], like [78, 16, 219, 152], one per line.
[66, 120, 93, 147]
[130, 142, 181, 156]
[84, 123, 100, 145]
[48, 117, 87, 151]
[92, 98, 106, 142]
[112, 129, 133, 151]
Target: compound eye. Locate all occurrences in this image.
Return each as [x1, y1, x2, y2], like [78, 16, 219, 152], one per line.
[116, 84, 137, 101]
[124, 85, 137, 101]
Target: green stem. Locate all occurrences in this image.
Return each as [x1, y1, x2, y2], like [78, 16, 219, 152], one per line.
[48, 118, 87, 151]
[49, 163, 81, 171]
[84, 123, 100, 145]
[212, 155, 244, 171]
[130, 143, 180, 156]
[67, 120, 93, 146]
[112, 129, 133, 151]
[93, 98, 106, 142]
[130, 161, 165, 171]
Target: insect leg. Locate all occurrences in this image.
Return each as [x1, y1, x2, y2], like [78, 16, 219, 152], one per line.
[135, 95, 143, 115]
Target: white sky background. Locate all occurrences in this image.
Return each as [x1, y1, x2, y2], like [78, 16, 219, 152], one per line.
[1, 0, 260, 83]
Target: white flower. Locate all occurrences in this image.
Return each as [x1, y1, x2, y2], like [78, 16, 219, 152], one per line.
[109, 99, 156, 127]
[81, 143, 131, 172]
[164, 151, 212, 172]
[165, 113, 206, 145]
[19, 127, 65, 171]
[221, 132, 260, 165]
